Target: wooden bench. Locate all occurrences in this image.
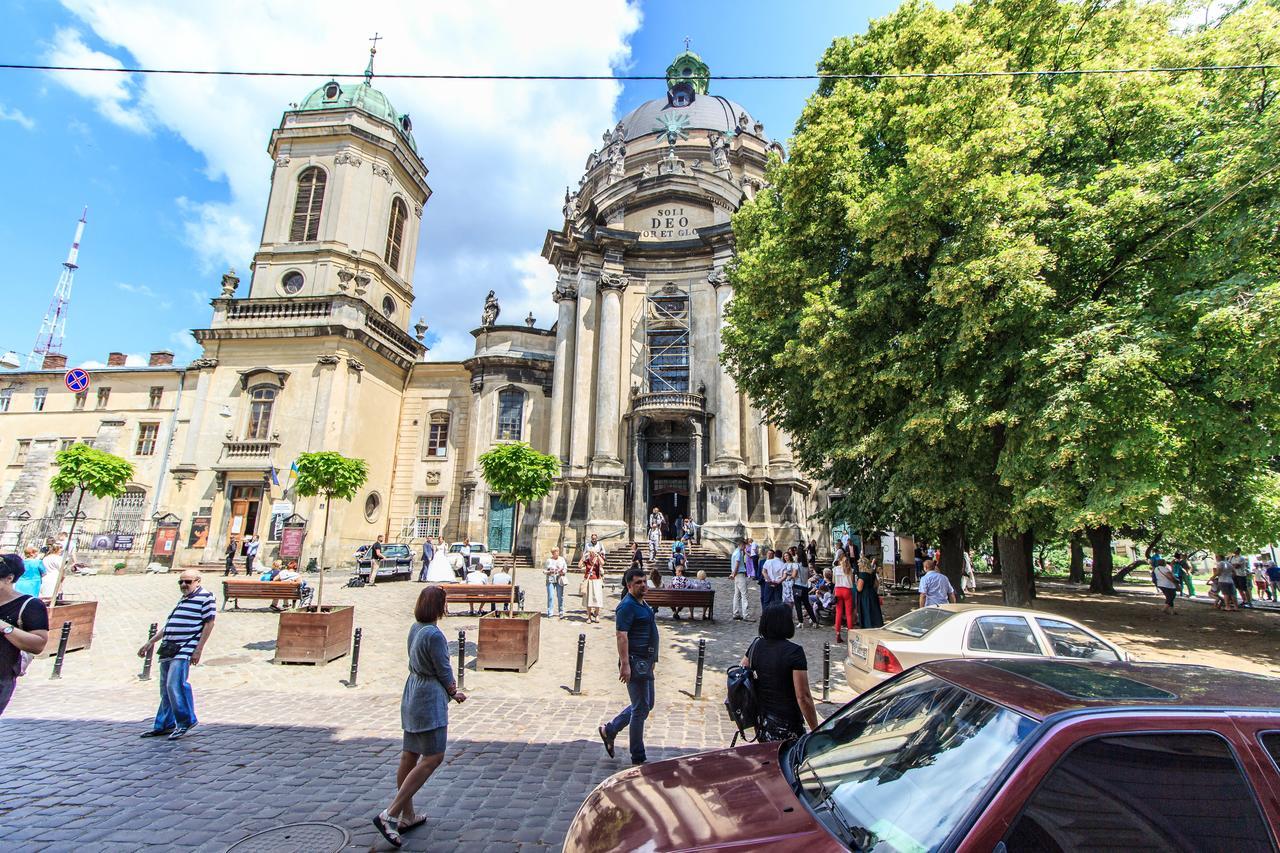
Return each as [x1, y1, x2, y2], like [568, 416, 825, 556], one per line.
[222, 580, 303, 611]
[643, 588, 715, 621]
[436, 583, 517, 613]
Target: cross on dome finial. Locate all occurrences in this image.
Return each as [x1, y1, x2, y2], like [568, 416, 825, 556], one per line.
[365, 33, 382, 84]
[684, 36, 691, 51]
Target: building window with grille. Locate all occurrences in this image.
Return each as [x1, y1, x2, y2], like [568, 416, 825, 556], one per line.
[96, 387, 111, 409]
[109, 488, 147, 533]
[0, 389, 10, 413]
[289, 166, 326, 242]
[59, 438, 75, 452]
[246, 386, 276, 440]
[74, 390, 87, 411]
[53, 490, 72, 519]
[496, 389, 524, 441]
[14, 439, 30, 465]
[135, 422, 160, 456]
[33, 387, 48, 411]
[384, 197, 408, 271]
[426, 412, 450, 457]
[415, 496, 443, 538]
[148, 386, 163, 409]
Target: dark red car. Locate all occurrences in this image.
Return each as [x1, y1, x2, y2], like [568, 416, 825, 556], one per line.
[564, 659, 1280, 852]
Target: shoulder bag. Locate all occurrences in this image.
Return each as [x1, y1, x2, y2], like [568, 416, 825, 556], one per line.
[12, 596, 35, 676]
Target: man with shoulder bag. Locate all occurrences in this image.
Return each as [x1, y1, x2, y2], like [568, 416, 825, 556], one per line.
[0, 554, 51, 716]
[598, 567, 659, 765]
[138, 570, 216, 740]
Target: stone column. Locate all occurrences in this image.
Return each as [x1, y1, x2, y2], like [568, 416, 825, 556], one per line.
[546, 284, 578, 464]
[591, 272, 627, 471]
[688, 417, 704, 524]
[710, 269, 742, 465]
[630, 417, 648, 536]
[567, 269, 598, 473]
[178, 358, 217, 467]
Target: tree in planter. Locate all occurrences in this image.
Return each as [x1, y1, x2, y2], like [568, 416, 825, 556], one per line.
[478, 441, 558, 574]
[293, 451, 368, 609]
[48, 443, 134, 602]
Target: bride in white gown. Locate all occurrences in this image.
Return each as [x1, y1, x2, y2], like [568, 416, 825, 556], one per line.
[424, 539, 455, 583]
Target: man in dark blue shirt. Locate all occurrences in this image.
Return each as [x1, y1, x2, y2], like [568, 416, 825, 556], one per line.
[599, 567, 659, 764]
[418, 537, 436, 582]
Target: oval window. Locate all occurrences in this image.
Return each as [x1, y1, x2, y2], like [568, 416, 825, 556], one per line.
[282, 271, 304, 294]
[382, 295, 396, 319]
[364, 491, 381, 522]
[324, 83, 340, 100]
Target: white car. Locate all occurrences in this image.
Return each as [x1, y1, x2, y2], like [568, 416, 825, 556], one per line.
[447, 542, 493, 575]
[846, 603, 1128, 695]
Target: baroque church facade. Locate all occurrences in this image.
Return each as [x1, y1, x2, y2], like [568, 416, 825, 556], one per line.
[0, 51, 824, 567]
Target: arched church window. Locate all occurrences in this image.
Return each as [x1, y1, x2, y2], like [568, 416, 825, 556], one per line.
[384, 197, 408, 271]
[496, 389, 524, 441]
[427, 412, 450, 457]
[246, 386, 277, 441]
[289, 167, 326, 242]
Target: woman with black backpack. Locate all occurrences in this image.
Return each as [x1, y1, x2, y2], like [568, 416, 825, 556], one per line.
[739, 604, 820, 741]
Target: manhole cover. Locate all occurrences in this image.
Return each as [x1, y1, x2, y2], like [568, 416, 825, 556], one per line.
[226, 822, 350, 853]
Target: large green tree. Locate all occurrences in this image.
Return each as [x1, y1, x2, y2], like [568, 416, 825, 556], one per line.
[478, 441, 558, 568]
[293, 451, 369, 609]
[48, 443, 134, 603]
[724, 0, 1280, 606]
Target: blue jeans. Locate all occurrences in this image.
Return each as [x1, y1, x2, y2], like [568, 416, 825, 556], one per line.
[606, 673, 655, 763]
[545, 579, 564, 615]
[153, 657, 197, 731]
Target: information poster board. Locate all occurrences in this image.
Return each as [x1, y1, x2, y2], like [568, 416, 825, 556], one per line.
[280, 525, 305, 559]
[188, 515, 210, 548]
[152, 526, 179, 557]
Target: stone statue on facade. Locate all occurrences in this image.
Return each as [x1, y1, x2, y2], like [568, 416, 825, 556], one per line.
[481, 290, 500, 327]
[562, 186, 579, 221]
[708, 131, 730, 169]
[220, 269, 240, 298]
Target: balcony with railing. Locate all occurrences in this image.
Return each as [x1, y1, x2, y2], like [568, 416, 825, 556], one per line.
[225, 298, 334, 322]
[632, 390, 704, 417]
[216, 439, 280, 470]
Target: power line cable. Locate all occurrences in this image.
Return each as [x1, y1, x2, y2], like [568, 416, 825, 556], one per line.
[0, 62, 1277, 81]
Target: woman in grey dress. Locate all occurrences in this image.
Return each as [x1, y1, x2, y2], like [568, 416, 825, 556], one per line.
[374, 585, 466, 847]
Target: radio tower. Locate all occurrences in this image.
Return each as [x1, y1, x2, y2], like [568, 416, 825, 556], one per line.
[29, 207, 87, 368]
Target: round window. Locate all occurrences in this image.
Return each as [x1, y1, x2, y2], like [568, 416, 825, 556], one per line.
[324, 82, 340, 100]
[282, 271, 304, 294]
[381, 295, 396, 319]
[364, 492, 381, 522]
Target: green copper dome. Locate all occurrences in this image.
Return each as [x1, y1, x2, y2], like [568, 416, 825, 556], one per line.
[666, 50, 710, 96]
[296, 78, 418, 152]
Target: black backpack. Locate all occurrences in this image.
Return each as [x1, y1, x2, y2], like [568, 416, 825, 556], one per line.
[724, 639, 761, 746]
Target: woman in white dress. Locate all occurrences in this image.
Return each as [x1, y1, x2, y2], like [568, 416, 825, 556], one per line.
[424, 539, 454, 584]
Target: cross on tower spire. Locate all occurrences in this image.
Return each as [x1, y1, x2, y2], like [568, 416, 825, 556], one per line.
[683, 36, 691, 51]
[365, 33, 381, 83]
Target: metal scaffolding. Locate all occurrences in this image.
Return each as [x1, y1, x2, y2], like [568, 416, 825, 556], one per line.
[644, 285, 691, 393]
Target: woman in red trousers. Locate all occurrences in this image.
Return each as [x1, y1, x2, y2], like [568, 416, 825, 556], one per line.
[833, 552, 856, 642]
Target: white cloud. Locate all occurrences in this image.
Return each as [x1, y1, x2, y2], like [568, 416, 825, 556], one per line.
[116, 282, 156, 297]
[169, 330, 199, 356]
[0, 105, 35, 130]
[54, 0, 642, 356]
[45, 27, 149, 132]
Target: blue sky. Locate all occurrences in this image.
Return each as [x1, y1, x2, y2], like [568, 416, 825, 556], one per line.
[0, 0, 910, 367]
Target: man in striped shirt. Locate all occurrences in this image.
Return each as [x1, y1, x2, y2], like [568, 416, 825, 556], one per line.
[137, 570, 216, 740]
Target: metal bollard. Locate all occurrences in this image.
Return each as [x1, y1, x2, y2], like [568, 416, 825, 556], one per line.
[345, 627, 362, 688]
[570, 633, 586, 696]
[50, 621, 72, 680]
[693, 638, 706, 700]
[822, 641, 831, 702]
[457, 629, 466, 690]
[139, 622, 158, 681]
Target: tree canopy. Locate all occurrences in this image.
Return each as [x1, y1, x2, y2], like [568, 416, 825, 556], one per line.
[479, 442, 558, 506]
[294, 452, 369, 502]
[723, 0, 1280, 603]
[50, 442, 134, 499]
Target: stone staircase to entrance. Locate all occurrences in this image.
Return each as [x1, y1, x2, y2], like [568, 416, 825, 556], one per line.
[599, 540, 730, 577]
[490, 553, 535, 576]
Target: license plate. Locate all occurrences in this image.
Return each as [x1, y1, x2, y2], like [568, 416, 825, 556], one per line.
[850, 637, 867, 659]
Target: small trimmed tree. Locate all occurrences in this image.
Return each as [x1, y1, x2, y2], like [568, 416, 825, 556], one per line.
[478, 441, 557, 570]
[293, 451, 368, 609]
[49, 443, 134, 603]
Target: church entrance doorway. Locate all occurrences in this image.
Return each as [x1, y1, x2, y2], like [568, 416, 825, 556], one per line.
[228, 485, 262, 546]
[648, 474, 688, 538]
[487, 495, 515, 553]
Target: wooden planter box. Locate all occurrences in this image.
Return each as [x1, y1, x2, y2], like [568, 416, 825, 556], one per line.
[274, 605, 353, 665]
[42, 600, 98, 656]
[477, 611, 540, 672]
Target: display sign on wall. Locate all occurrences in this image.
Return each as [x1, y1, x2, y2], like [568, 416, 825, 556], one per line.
[152, 526, 178, 556]
[280, 525, 305, 558]
[188, 515, 210, 548]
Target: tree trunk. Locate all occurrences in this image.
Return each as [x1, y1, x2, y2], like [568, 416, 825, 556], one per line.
[1086, 524, 1115, 594]
[1068, 532, 1085, 584]
[47, 489, 86, 606]
[939, 525, 965, 599]
[990, 533, 1002, 576]
[316, 498, 331, 609]
[511, 501, 521, 587]
[1024, 530, 1037, 600]
[997, 531, 1034, 607]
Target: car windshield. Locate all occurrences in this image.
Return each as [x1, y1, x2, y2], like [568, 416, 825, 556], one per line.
[792, 669, 1037, 852]
[382, 545, 409, 558]
[449, 544, 482, 553]
[883, 608, 954, 638]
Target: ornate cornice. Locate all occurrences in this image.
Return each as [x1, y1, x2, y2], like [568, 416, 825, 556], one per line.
[552, 285, 579, 303]
[707, 266, 729, 288]
[316, 354, 340, 365]
[598, 271, 630, 293]
[346, 358, 365, 372]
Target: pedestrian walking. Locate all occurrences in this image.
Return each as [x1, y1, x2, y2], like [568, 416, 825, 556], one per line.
[224, 537, 238, 576]
[1153, 558, 1178, 614]
[740, 604, 820, 741]
[917, 559, 956, 609]
[418, 537, 436, 582]
[367, 535, 385, 586]
[373, 585, 466, 848]
[1266, 555, 1280, 603]
[647, 522, 660, 562]
[581, 548, 605, 623]
[832, 553, 855, 642]
[1230, 548, 1252, 608]
[244, 535, 260, 576]
[137, 570, 216, 740]
[730, 540, 751, 621]
[544, 547, 567, 618]
[789, 553, 818, 628]
[855, 557, 885, 629]
[41, 543, 63, 599]
[761, 549, 786, 609]
[599, 567, 659, 765]
[0, 554, 50, 716]
[1173, 552, 1196, 598]
[630, 544, 645, 572]
[1253, 553, 1273, 603]
[17, 546, 46, 598]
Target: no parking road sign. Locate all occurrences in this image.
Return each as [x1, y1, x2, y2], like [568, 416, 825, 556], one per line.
[64, 368, 90, 393]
